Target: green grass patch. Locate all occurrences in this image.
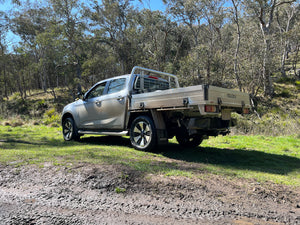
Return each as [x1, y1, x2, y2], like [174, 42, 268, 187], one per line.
[0, 125, 299, 186]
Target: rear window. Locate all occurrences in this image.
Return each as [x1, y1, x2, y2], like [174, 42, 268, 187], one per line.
[134, 76, 169, 93]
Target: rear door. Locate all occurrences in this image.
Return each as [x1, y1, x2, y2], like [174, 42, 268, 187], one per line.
[97, 77, 128, 129]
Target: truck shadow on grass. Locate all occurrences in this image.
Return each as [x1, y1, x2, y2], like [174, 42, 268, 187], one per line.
[80, 136, 300, 176]
[79, 136, 132, 147]
[159, 143, 300, 176]
[2, 134, 298, 176]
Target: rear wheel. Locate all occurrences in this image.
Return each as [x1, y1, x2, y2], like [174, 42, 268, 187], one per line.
[62, 117, 80, 141]
[130, 116, 157, 151]
[176, 128, 203, 148]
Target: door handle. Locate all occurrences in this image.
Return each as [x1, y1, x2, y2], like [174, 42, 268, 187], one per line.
[117, 96, 125, 104]
[95, 101, 101, 107]
[117, 96, 124, 101]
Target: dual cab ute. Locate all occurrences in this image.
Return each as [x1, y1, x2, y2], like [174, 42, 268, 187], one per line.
[62, 67, 250, 151]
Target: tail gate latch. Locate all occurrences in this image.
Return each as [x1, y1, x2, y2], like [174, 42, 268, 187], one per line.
[183, 98, 189, 107]
[218, 97, 222, 111]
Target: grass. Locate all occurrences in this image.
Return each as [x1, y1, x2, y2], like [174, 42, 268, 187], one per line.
[0, 124, 299, 186]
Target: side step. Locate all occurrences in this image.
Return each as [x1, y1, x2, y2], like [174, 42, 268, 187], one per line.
[78, 130, 128, 136]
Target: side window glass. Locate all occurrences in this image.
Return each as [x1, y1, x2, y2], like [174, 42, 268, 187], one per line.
[107, 78, 126, 94]
[86, 82, 106, 100]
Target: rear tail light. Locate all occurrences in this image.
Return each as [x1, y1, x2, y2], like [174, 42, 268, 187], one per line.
[205, 105, 217, 113]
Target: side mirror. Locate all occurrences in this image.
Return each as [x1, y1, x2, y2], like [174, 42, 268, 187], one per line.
[77, 91, 84, 99]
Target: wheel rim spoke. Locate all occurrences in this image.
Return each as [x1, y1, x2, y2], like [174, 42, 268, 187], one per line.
[133, 126, 141, 135]
[144, 135, 150, 143]
[137, 122, 144, 131]
[140, 137, 145, 147]
[63, 121, 73, 140]
[134, 135, 142, 144]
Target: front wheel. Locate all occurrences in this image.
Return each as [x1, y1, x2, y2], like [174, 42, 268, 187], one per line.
[62, 117, 80, 141]
[130, 116, 157, 151]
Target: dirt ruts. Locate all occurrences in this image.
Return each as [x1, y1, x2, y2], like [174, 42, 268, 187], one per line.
[0, 164, 299, 224]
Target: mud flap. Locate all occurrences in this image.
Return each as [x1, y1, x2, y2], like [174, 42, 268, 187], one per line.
[156, 129, 168, 145]
[150, 110, 168, 146]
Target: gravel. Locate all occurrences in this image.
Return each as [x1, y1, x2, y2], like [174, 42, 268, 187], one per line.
[0, 164, 299, 224]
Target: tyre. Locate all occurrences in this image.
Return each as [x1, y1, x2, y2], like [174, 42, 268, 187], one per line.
[176, 128, 203, 148]
[62, 117, 80, 141]
[130, 116, 157, 151]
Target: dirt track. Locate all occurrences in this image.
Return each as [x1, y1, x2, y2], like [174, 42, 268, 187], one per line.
[0, 163, 299, 225]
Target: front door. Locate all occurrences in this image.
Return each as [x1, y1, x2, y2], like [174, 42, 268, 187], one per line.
[77, 78, 128, 130]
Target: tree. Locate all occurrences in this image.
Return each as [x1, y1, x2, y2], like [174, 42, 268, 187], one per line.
[244, 0, 297, 97]
[275, 2, 299, 77]
[50, 0, 86, 94]
[87, 0, 138, 74]
[230, 0, 243, 91]
[0, 11, 9, 99]
[137, 9, 182, 71]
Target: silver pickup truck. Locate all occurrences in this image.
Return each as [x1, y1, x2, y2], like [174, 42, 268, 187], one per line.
[62, 67, 250, 151]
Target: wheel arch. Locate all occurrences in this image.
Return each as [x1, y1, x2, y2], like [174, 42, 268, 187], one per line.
[126, 111, 152, 130]
[62, 112, 75, 126]
[127, 110, 168, 146]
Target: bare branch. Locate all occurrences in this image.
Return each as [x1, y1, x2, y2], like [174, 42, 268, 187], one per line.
[275, 0, 296, 7]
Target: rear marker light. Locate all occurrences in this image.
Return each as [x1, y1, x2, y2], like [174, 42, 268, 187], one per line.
[205, 105, 217, 113]
[148, 76, 158, 80]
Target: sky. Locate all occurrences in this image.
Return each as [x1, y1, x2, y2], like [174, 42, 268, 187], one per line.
[133, 0, 166, 11]
[0, 0, 166, 51]
[0, 0, 166, 12]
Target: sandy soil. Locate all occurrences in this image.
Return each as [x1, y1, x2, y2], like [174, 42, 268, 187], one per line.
[0, 163, 299, 225]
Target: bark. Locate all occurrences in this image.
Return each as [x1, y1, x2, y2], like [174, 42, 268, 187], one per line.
[277, 5, 296, 78]
[293, 44, 299, 77]
[232, 0, 242, 91]
[257, 0, 296, 96]
[257, 0, 276, 97]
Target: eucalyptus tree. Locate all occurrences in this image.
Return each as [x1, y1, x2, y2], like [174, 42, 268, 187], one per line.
[137, 9, 183, 72]
[275, 2, 299, 77]
[50, 0, 87, 94]
[289, 19, 300, 77]
[164, 0, 227, 85]
[243, 0, 297, 97]
[0, 11, 8, 99]
[86, 0, 139, 74]
[10, 4, 51, 96]
[163, 0, 204, 84]
[230, 0, 243, 91]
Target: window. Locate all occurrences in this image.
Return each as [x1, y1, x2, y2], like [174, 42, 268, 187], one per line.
[107, 78, 126, 94]
[134, 76, 169, 93]
[86, 82, 106, 99]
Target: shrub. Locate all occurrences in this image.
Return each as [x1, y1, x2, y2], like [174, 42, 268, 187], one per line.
[278, 90, 291, 98]
[43, 108, 60, 126]
[296, 81, 300, 90]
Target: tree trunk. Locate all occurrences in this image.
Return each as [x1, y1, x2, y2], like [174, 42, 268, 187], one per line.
[293, 43, 299, 77]
[232, 0, 242, 91]
[76, 55, 82, 94]
[262, 37, 274, 97]
[280, 42, 288, 77]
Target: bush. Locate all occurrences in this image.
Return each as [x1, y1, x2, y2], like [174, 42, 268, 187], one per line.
[296, 81, 300, 90]
[277, 90, 291, 98]
[43, 108, 60, 126]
